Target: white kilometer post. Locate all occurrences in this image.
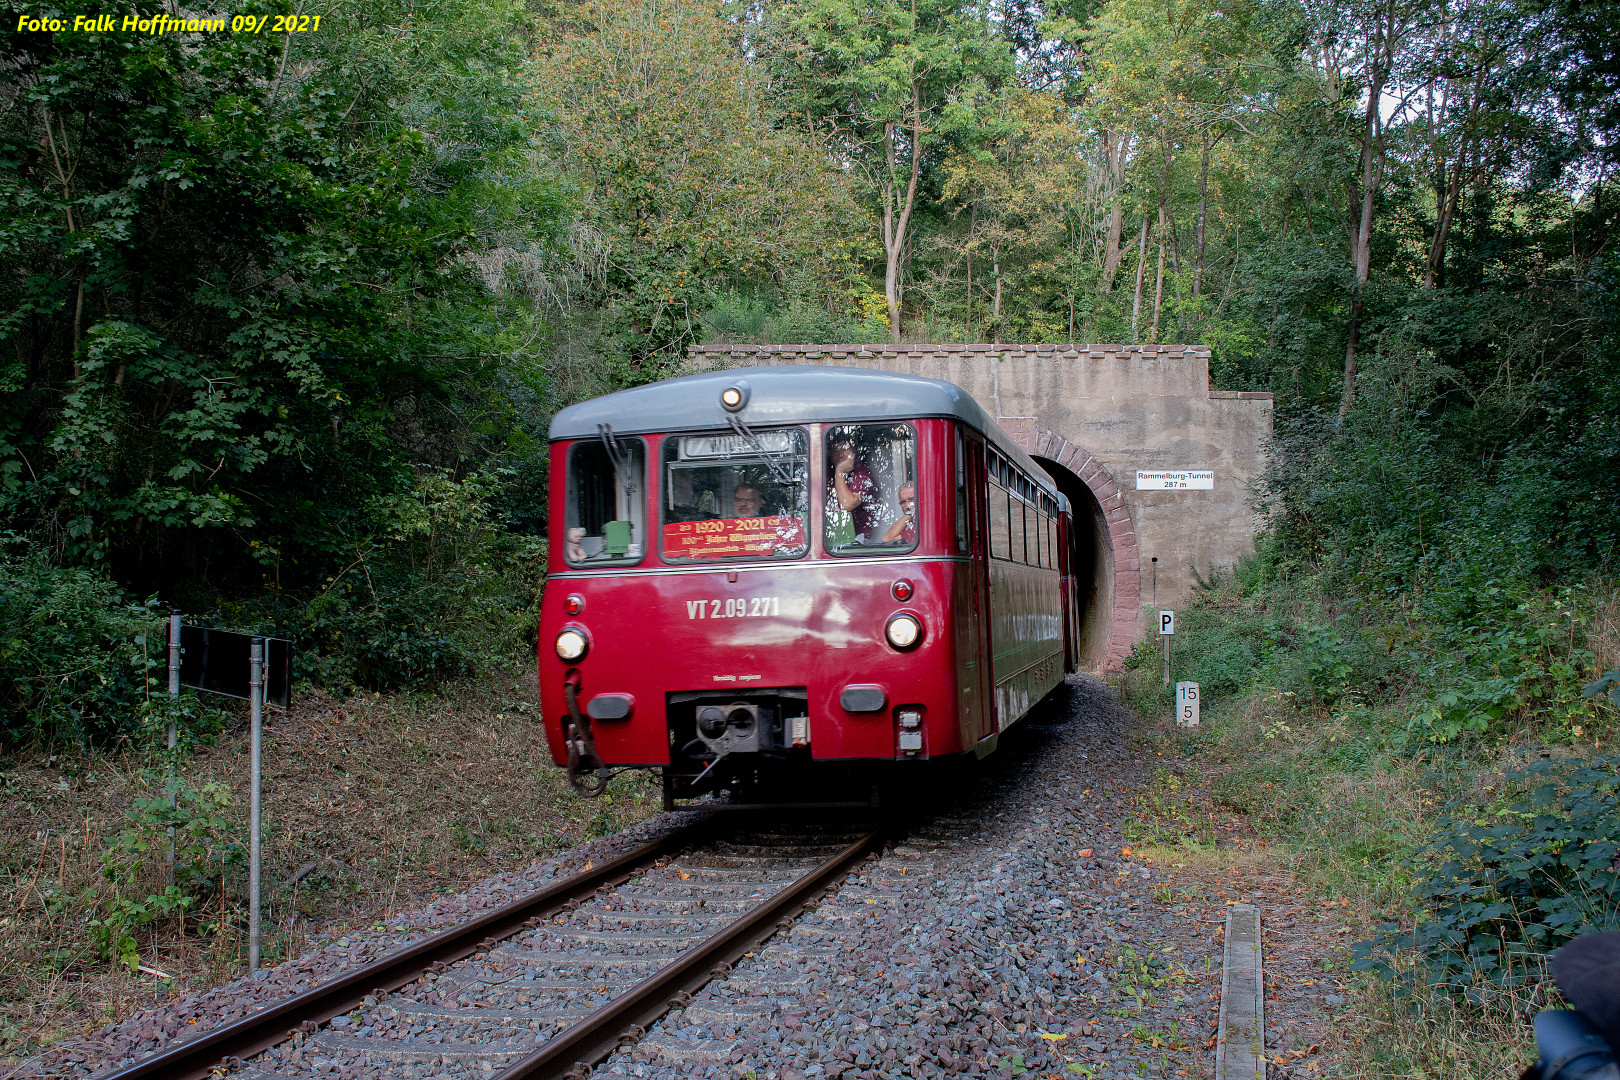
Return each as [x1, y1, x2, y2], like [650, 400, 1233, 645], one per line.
[1176, 682, 1200, 727]
[1159, 610, 1174, 685]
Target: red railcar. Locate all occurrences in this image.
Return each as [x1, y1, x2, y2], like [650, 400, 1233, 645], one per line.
[537, 367, 1080, 802]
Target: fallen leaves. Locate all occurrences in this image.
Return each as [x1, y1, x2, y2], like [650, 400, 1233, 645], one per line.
[1077, 848, 1094, 858]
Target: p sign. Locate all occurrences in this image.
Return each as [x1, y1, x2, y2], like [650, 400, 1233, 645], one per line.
[1159, 610, 1175, 636]
[1176, 682, 1200, 727]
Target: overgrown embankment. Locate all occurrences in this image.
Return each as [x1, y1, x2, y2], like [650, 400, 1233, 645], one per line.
[0, 674, 660, 1067]
[1115, 551, 1619, 1079]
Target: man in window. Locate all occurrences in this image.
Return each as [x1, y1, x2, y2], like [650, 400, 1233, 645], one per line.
[880, 483, 917, 544]
[830, 438, 880, 542]
[734, 484, 766, 519]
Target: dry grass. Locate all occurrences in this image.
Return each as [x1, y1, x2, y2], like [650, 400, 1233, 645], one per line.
[0, 670, 661, 1066]
[1099, 573, 1620, 1080]
[1346, 973, 1546, 1080]
[1112, 610, 1559, 1078]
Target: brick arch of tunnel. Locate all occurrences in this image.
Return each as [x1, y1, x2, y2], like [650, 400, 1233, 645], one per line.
[1029, 431, 1141, 672]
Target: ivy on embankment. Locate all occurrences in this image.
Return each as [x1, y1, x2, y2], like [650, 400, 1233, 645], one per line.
[1352, 751, 1620, 998]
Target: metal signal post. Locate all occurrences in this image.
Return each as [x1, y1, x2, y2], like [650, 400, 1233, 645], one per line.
[167, 610, 182, 887]
[248, 637, 264, 971]
[1159, 609, 1174, 685]
[165, 621, 291, 972]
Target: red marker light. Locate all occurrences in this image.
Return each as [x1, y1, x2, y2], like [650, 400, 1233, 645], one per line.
[892, 580, 913, 602]
[564, 594, 585, 615]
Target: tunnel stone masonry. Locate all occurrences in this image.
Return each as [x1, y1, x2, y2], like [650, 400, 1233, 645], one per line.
[686, 343, 1272, 671]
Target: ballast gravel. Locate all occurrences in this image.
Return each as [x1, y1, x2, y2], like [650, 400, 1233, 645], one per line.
[16, 675, 1345, 1079]
[600, 677, 1346, 1080]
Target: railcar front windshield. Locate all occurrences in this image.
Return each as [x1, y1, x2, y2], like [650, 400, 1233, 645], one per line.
[660, 428, 810, 561]
[565, 436, 647, 566]
[825, 423, 917, 556]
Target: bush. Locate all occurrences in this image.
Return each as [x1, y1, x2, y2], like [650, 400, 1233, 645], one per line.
[1354, 755, 1620, 997]
[92, 774, 247, 968]
[220, 472, 547, 693]
[0, 468, 547, 748]
[0, 557, 165, 747]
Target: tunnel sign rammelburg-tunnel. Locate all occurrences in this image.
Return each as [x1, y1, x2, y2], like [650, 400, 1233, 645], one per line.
[1135, 470, 1215, 490]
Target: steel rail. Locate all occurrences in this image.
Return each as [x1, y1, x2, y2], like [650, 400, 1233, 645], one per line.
[502, 824, 888, 1080]
[100, 819, 714, 1080]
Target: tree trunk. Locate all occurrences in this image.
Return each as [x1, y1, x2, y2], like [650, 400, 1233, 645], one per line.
[1151, 151, 1168, 340]
[1166, 209, 1181, 276]
[1151, 212, 1165, 341]
[1423, 158, 1462, 288]
[882, 83, 924, 342]
[1166, 206, 1182, 301]
[1424, 70, 1482, 288]
[1068, 212, 1077, 342]
[1131, 216, 1148, 343]
[1100, 131, 1129, 292]
[1194, 132, 1209, 297]
[992, 243, 1003, 343]
[966, 200, 976, 333]
[1341, 0, 1396, 417]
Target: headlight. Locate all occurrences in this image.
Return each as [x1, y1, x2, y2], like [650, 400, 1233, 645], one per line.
[555, 628, 588, 661]
[885, 613, 922, 650]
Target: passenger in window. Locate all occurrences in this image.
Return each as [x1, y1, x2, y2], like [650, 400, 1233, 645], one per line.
[881, 483, 918, 544]
[830, 438, 880, 541]
[734, 484, 766, 518]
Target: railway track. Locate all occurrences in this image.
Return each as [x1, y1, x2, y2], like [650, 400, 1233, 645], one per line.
[100, 817, 886, 1080]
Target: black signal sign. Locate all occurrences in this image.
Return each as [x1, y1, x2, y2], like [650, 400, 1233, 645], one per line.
[178, 626, 293, 709]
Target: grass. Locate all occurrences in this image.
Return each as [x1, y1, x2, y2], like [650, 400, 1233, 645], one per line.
[0, 668, 661, 1066]
[1112, 565, 1620, 1080]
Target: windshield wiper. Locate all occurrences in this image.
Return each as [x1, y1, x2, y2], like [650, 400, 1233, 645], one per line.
[597, 423, 637, 497]
[725, 412, 801, 487]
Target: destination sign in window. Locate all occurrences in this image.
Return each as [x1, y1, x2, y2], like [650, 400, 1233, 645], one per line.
[662, 517, 807, 559]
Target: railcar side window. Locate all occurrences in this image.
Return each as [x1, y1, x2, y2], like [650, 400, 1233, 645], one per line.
[825, 423, 918, 555]
[1010, 492, 1026, 564]
[954, 428, 968, 555]
[988, 481, 1010, 560]
[660, 428, 809, 562]
[565, 437, 646, 566]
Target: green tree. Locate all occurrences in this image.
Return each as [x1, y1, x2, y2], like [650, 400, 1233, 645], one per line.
[528, 0, 867, 372]
[0, 0, 565, 693]
[936, 89, 1089, 341]
[762, 0, 1014, 339]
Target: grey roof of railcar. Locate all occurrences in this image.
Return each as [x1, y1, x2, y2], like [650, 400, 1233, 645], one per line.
[548, 366, 1059, 497]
